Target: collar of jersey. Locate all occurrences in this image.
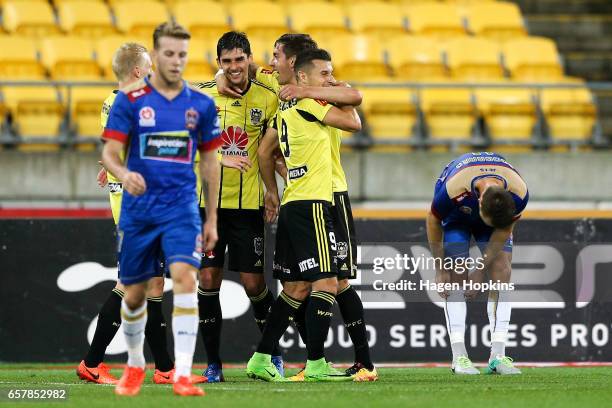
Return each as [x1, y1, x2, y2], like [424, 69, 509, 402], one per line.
[144, 76, 189, 102]
[470, 174, 508, 197]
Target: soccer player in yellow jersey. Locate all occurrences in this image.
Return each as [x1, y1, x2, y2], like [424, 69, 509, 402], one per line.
[191, 31, 282, 383]
[80, 42, 205, 386]
[246, 48, 362, 382]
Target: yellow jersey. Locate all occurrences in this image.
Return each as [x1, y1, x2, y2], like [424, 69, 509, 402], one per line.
[276, 98, 333, 205]
[256, 67, 349, 193]
[100, 90, 123, 224]
[194, 79, 278, 210]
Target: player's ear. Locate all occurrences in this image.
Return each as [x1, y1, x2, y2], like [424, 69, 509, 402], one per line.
[289, 55, 296, 69]
[297, 70, 307, 84]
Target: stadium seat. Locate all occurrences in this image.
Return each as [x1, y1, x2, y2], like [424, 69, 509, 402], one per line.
[404, 2, 466, 39]
[319, 34, 389, 82]
[95, 35, 151, 80]
[387, 35, 446, 80]
[40, 37, 100, 80]
[2, 1, 60, 36]
[540, 87, 596, 142]
[68, 86, 115, 149]
[115, 0, 169, 37]
[445, 37, 504, 81]
[2, 86, 64, 150]
[229, 1, 288, 40]
[183, 39, 215, 82]
[466, 1, 526, 42]
[419, 87, 476, 142]
[347, 2, 406, 38]
[0, 36, 46, 80]
[503, 37, 564, 81]
[288, 2, 348, 42]
[360, 87, 416, 150]
[173, 1, 230, 42]
[475, 87, 536, 143]
[247, 35, 274, 68]
[57, 1, 116, 38]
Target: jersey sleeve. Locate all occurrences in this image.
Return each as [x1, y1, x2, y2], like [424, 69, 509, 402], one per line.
[198, 99, 222, 152]
[430, 182, 454, 220]
[255, 67, 280, 93]
[102, 91, 132, 144]
[297, 98, 333, 122]
[265, 97, 279, 128]
[512, 189, 529, 221]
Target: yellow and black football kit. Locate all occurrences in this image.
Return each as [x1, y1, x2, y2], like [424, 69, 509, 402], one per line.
[101, 90, 123, 225]
[272, 97, 338, 282]
[194, 79, 277, 273]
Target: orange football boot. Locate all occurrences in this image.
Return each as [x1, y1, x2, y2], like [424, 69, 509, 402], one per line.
[76, 360, 118, 385]
[115, 366, 146, 396]
[153, 368, 207, 384]
[173, 376, 205, 396]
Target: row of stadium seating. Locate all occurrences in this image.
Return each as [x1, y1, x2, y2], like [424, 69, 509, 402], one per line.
[2, 0, 526, 42]
[0, 85, 597, 151]
[0, 34, 567, 82]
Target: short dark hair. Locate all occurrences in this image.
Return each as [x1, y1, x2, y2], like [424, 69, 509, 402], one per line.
[274, 33, 317, 59]
[480, 186, 516, 229]
[153, 21, 190, 49]
[217, 31, 251, 59]
[294, 48, 331, 73]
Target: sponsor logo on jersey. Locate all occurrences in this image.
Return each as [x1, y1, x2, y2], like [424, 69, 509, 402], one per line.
[250, 108, 263, 125]
[185, 107, 199, 130]
[336, 241, 348, 260]
[316, 309, 333, 317]
[254, 237, 263, 256]
[279, 99, 298, 111]
[221, 126, 249, 157]
[140, 131, 192, 163]
[288, 165, 308, 180]
[298, 257, 319, 272]
[273, 262, 291, 274]
[460, 206, 472, 215]
[139, 106, 156, 127]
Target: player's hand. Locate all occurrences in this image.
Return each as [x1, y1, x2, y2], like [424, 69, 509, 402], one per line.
[96, 167, 108, 188]
[279, 84, 305, 101]
[202, 220, 219, 252]
[332, 81, 350, 88]
[122, 171, 147, 196]
[435, 269, 451, 299]
[464, 268, 485, 300]
[264, 190, 280, 223]
[221, 155, 252, 173]
[216, 71, 242, 98]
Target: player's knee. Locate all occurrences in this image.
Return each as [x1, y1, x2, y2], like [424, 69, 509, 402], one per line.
[123, 290, 146, 310]
[172, 266, 198, 294]
[337, 278, 350, 291]
[282, 281, 310, 301]
[146, 277, 165, 297]
[312, 277, 338, 295]
[199, 267, 222, 289]
[240, 273, 265, 297]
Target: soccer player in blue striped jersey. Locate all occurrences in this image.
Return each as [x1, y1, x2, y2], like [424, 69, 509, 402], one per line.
[426, 152, 528, 375]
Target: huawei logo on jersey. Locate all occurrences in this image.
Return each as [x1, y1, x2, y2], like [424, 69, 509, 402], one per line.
[221, 126, 249, 157]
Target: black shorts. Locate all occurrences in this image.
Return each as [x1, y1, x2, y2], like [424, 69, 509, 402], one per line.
[331, 191, 358, 280]
[200, 208, 265, 273]
[273, 200, 338, 282]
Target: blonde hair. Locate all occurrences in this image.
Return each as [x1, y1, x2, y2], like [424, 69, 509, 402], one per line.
[153, 21, 191, 49]
[111, 42, 148, 81]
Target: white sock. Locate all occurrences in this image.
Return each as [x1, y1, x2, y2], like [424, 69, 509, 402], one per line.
[445, 290, 467, 361]
[121, 300, 147, 368]
[173, 292, 199, 381]
[488, 290, 512, 361]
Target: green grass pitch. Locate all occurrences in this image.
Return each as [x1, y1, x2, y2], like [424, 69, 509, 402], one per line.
[1, 364, 612, 408]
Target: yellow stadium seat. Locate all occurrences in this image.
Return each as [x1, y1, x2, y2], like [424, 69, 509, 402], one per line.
[419, 88, 476, 142]
[3, 1, 60, 36]
[230, 1, 288, 40]
[183, 39, 215, 82]
[289, 2, 348, 42]
[319, 34, 389, 82]
[540, 87, 596, 142]
[57, 1, 116, 37]
[115, 0, 169, 37]
[503, 37, 564, 81]
[2, 86, 64, 150]
[360, 87, 416, 151]
[68, 86, 115, 150]
[95, 35, 151, 80]
[0, 36, 45, 80]
[445, 37, 503, 81]
[467, 1, 526, 42]
[387, 35, 446, 80]
[475, 87, 536, 142]
[347, 2, 406, 38]
[173, 1, 230, 42]
[247, 35, 274, 68]
[405, 2, 466, 39]
[41, 37, 100, 80]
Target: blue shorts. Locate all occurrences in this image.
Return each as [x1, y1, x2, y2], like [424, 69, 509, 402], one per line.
[117, 210, 202, 285]
[443, 221, 513, 259]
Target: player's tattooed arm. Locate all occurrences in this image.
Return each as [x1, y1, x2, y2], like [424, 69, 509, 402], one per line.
[102, 140, 146, 196]
[321, 105, 362, 133]
[279, 82, 362, 107]
[257, 127, 281, 223]
[199, 149, 220, 251]
[426, 210, 450, 299]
